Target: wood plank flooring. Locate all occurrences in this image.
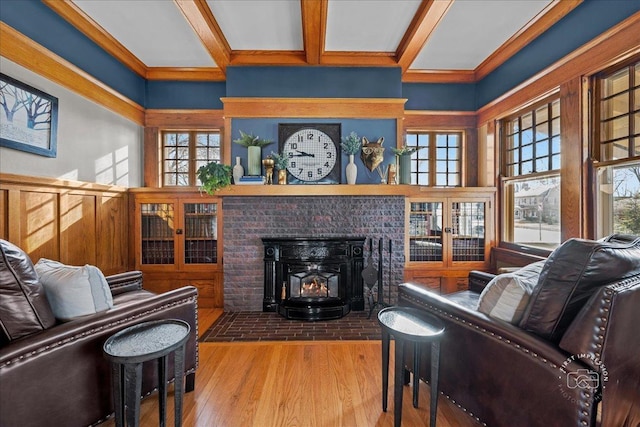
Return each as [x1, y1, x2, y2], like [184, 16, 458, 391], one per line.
[99, 309, 482, 427]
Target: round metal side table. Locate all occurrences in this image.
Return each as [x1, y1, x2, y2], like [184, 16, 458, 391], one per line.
[378, 306, 445, 427]
[103, 319, 191, 427]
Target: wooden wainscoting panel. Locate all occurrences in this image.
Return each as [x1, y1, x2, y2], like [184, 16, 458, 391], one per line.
[0, 188, 7, 240]
[96, 193, 129, 276]
[0, 173, 129, 273]
[404, 268, 477, 294]
[60, 193, 97, 266]
[19, 190, 59, 262]
[141, 270, 223, 308]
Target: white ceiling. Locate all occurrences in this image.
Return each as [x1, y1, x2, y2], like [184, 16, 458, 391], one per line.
[69, 0, 555, 75]
[325, 1, 422, 52]
[413, 0, 554, 69]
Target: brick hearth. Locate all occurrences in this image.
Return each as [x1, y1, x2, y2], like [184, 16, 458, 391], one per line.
[223, 195, 405, 311]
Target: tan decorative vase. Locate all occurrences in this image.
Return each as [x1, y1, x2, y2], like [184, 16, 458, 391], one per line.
[278, 169, 287, 185]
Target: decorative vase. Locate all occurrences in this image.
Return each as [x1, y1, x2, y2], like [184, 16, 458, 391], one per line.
[233, 156, 244, 184]
[387, 163, 397, 185]
[278, 169, 287, 185]
[398, 154, 411, 184]
[346, 154, 357, 184]
[247, 146, 261, 176]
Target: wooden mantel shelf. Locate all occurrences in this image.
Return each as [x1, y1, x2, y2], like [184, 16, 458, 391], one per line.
[128, 185, 496, 198]
[220, 184, 406, 197]
[0, 174, 496, 199]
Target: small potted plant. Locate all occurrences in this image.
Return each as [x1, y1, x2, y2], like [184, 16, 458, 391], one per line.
[233, 130, 273, 176]
[196, 161, 232, 194]
[270, 151, 289, 185]
[391, 145, 423, 184]
[391, 145, 422, 156]
[341, 132, 362, 184]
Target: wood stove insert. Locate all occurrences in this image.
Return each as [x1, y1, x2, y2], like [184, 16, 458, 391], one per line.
[262, 237, 366, 321]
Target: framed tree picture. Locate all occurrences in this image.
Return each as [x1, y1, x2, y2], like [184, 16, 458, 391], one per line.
[0, 73, 58, 157]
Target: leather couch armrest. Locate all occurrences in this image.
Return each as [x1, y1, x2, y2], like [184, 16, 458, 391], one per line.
[106, 270, 143, 296]
[467, 270, 495, 293]
[0, 285, 197, 366]
[399, 282, 563, 358]
[398, 282, 597, 426]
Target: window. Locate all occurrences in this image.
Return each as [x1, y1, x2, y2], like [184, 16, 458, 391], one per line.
[501, 97, 561, 251]
[594, 60, 640, 162]
[162, 131, 221, 187]
[596, 162, 640, 237]
[404, 131, 462, 186]
[593, 58, 640, 237]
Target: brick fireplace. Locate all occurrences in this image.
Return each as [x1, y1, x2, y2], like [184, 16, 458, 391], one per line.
[222, 195, 405, 311]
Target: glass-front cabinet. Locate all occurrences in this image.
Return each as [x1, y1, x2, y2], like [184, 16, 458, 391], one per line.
[132, 190, 223, 307]
[139, 201, 219, 268]
[405, 189, 494, 294]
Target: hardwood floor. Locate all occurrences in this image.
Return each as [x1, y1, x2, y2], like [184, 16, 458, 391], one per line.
[100, 309, 482, 427]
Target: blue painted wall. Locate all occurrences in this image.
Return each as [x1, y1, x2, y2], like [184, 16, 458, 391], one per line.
[0, 0, 145, 106]
[226, 66, 402, 98]
[403, 82, 476, 111]
[146, 81, 226, 109]
[231, 118, 397, 184]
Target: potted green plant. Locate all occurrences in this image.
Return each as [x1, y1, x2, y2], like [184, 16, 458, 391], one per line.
[196, 161, 232, 194]
[270, 151, 289, 185]
[233, 130, 273, 176]
[341, 132, 362, 184]
[391, 145, 424, 184]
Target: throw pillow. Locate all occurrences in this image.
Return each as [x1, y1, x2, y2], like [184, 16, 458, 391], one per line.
[519, 234, 640, 342]
[35, 259, 113, 321]
[476, 261, 545, 324]
[0, 240, 56, 344]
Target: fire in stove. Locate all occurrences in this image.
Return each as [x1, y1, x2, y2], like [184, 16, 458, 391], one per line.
[301, 276, 329, 297]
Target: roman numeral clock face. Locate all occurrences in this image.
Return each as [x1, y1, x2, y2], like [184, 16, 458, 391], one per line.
[279, 124, 341, 184]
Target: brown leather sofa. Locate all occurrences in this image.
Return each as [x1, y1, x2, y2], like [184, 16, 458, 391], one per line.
[399, 235, 640, 427]
[0, 240, 199, 427]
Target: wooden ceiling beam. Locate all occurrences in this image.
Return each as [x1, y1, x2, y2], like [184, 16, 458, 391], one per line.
[301, 0, 328, 65]
[321, 52, 398, 67]
[43, 0, 147, 77]
[396, 0, 454, 73]
[231, 51, 308, 66]
[145, 67, 225, 81]
[403, 69, 476, 83]
[174, 0, 231, 74]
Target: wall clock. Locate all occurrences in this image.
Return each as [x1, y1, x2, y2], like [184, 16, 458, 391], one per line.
[278, 123, 341, 184]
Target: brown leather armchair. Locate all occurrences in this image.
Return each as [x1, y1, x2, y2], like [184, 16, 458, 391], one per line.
[0, 240, 199, 426]
[399, 235, 640, 427]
